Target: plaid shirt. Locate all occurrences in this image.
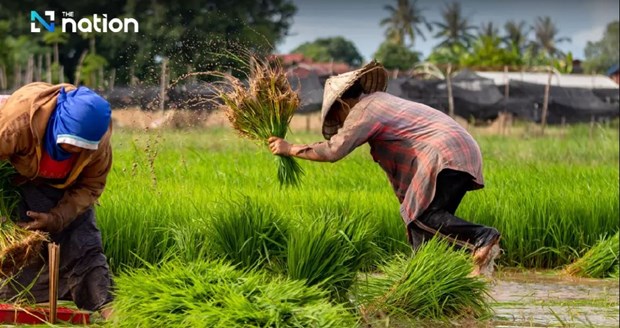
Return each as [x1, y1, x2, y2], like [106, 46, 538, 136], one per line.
[305, 92, 484, 226]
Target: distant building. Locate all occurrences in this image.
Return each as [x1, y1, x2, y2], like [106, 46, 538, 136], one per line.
[271, 53, 352, 81]
[571, 59, 583, 74]
[607, 64, 619, 84]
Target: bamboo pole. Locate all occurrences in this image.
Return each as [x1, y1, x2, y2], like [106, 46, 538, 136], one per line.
[74, 50, 88, 86]
[36, 55, 42, 81]
[48, 243, 60, 324]
[25, 55, 34, 84]
[502, 65, 510, 135]
[14, 63, 21, 88]
[446, 63, 454, 118]
[46, 53, 52, 83]
[160, 58, 168, 113]
[0, 65, 5, 90]
[540, 68, 552, 136]
[109, 68, 116, 90]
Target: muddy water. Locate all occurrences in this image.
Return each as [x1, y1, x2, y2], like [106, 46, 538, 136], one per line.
[491, 270, 619, 327]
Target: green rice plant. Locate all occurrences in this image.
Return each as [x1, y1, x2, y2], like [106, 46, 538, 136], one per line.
[0, 162, 47, 277]
[354, 238, 490, 321]
[287, 211, 379, 301]
[97, 125, 619, 274]
[204, 197, 288, 271]
[214, 57, 303, 187]
[565, 232, 619, 278]
[110, 260, 357, 328]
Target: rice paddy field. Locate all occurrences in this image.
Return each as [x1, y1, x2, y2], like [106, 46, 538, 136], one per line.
[79, 120, 617, 327]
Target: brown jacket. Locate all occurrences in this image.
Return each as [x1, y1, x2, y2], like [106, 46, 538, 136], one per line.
[0, 82, 112, 230]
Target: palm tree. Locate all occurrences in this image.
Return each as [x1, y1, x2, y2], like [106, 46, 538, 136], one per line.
[380, 0, 432, 47]
[433, 2, 476, 48]
[503, 20, 531, 51]
[42, 29, 69, 65]
[532, 16, 570, 58]
[478, 22, 499, 39]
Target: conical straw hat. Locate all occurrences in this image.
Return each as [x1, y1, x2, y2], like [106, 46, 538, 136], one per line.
[321, 61, 387, 139]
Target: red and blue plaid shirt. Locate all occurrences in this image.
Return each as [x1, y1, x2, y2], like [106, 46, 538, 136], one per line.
[303, 92, 484, 226]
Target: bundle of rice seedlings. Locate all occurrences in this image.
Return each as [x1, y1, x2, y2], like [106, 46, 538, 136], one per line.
[566, 231, 619, 278]
[354, 238, 490, 321]
[287, 211, 379, 301]
[214, 56, 303, 187]
[0, 162, 47, 277]
[110, 260, 357, 328]
[205, 197, 288, 271]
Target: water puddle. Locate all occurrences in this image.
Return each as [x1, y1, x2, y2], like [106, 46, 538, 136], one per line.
[491, 270, 619, 327]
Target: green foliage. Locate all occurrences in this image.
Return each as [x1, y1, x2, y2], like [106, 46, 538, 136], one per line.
[432, 2, 476, 48]
[0, 161, 18, 217]
[583, 21, 619, 74]
[355, 238, 490, 320]
[0, 0, 297, 86]
[292, 37, 363, 67]
[78, 53, 108, 88]
[459, 35, 523, 69]
[566, 232, 619, 278]
[373, 41, 421, 70]
[205, 197, 288, 271]
[427, 43, 468, 65]
[552, 51, 573, 74]
[287, 211, 379, 301]
[531, 16, 570, 59]
[110, 260, 358, 328]
[380, 0, 431, 47]
[97, 125, 618, 274]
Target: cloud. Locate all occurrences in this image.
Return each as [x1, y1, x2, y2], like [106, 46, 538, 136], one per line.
[572, 25, 606, 47]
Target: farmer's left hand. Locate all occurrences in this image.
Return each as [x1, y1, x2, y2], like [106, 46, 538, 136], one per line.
[268, 137, 291, 156]
[18, 211, 63, 233]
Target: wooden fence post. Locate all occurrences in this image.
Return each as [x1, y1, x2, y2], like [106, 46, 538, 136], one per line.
[446, 63, 454, 118]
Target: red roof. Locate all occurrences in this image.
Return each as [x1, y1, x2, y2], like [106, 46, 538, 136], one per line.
[272, 53, 353, 77]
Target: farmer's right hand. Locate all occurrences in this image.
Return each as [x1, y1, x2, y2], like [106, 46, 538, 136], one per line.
[18, 211, 63, 233]
[268, 136, 291, 156]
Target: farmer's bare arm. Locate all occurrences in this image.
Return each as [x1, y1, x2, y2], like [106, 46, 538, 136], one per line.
[268, 107, 378, 163]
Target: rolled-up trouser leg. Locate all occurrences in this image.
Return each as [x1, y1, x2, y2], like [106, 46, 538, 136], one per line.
[0, 182, 113, 311]
[408, 169, 500, 252]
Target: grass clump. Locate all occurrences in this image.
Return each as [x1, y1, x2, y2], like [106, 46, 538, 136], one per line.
[355, 238, 490, 321]
[205, 197, 288, 271]
[110, 260, 357, 328]
[0, 162, 47, 277]
[287, 211, 378, 301]
[566, 231, 619, 278]
[215, 57, 303, 187]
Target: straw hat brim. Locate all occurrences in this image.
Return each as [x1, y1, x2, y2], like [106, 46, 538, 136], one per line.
[321, 61, 388, 139]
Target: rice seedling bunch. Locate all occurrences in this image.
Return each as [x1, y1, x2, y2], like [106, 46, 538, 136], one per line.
[355, 238, 490, 321]
[216, 57, 303, 187]
[110, 259, 357, 328]
[287, 211, 379, 301]
[205, 197, 288, 271]
[566, 231, 619, 278]
[0, 162, 47, 277]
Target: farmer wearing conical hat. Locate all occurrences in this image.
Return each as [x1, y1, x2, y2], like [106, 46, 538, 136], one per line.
[0, 83, 114, 317]
[269, 61, 501, 276]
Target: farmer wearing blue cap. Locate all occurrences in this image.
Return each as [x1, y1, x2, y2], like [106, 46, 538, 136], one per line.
[0, 83, 113, 318]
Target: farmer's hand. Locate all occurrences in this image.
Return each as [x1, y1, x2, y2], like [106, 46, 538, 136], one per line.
[18, 211, 63, 233]
[268, 137, 291, 156]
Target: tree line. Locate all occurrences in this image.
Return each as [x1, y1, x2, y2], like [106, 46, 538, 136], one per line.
[293, 0, 618, 74]
[0, 0, 296, 90]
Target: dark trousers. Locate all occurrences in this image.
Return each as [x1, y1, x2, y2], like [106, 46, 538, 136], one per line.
[0, 182, 113, 311]
[408, 169, 500, 252]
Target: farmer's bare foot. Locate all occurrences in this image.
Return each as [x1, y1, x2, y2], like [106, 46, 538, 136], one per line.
[100, 306, 113, 320]
[472, 236, 501, 277]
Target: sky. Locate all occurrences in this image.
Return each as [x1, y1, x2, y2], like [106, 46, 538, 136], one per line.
[276, 0, 620, 61]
